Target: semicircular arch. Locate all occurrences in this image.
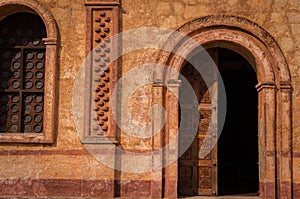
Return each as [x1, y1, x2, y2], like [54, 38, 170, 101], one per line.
[0, 0, 58, 40]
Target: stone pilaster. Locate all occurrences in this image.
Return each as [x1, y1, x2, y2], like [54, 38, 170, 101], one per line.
[256, 82, 277, 199]
[164, 80, 181, 198]
[277, 82, 292, 199]
[151, 81, 164, 198]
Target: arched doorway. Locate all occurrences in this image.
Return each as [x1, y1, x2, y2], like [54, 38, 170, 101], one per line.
[178, 47, 259, 196]
[158, 15, 292, 199]
[217, 48, 258, 196]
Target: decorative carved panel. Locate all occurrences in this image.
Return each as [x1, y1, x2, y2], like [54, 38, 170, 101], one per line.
[199, 167, 212, 189]
[84, 1, 119, 142]
[199, 110, 211, 133]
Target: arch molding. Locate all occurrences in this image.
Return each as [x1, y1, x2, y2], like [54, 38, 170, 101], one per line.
[154, 15, 292, 199]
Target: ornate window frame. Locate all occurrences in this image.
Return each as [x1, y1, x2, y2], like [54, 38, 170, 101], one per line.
[0, 0, 58, 143]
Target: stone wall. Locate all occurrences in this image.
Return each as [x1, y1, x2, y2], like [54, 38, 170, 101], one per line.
[0, 0, 299, 198]
[0, 0, 116, 197]
[121, 0, 300, 197]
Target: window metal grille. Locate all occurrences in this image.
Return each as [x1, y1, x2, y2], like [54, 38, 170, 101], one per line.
[0, 12, 46, 133]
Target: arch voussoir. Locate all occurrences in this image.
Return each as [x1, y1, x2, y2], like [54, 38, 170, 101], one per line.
[159, 15, 292, 199]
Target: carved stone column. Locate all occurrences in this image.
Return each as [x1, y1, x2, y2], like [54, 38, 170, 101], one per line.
[256, 82, 277, 199]
[277, 82, 292, 199]
[164, 80, 181, 198]
[151, 80, 164, 198]
[43, 37, 58, 143]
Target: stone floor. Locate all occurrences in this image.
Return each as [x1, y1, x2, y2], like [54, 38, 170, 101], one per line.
[1, 197, 260, 199]
[0, 194, 260, 199]
[181, 195, 259, 199]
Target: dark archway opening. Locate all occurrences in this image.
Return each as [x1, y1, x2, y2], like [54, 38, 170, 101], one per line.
[177, 47, 259, 197]
[217, 48, 259, 196]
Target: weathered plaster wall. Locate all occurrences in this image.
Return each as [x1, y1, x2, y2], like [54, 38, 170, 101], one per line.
[0, 0, 116, 197]
[0, 0, 299, 198]
[120, 0, 300, 197]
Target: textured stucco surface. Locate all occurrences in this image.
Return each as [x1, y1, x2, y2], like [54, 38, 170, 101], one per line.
[0, 0, 299, 198]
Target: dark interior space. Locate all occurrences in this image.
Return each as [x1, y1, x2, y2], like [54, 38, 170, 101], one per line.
[217, 48, 259, 195]
[177, 47, 259, 197]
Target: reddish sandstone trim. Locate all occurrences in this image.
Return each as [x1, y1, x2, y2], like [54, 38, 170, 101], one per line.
[260, 182, 276, 199]
[0, 149, 91, 156]
[0, 179, 114, 197]
[293, 152, 300, 157]
[0, 148, 149, 156]
[0, 179, 158, 198]
[119, 180, 151, 197]
[294, 182, 300, 199]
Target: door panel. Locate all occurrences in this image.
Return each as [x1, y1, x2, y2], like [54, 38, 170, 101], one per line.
[178, 48, 218, 196]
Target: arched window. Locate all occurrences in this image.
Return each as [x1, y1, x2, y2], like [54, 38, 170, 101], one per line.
[0, 2, 58, 143]
[0, 12, 46, 134]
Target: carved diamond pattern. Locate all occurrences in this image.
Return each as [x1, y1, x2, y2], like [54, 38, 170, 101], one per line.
[91, 10, 113, 136]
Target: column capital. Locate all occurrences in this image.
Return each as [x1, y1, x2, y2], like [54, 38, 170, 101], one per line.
[167, 79, 181, 87]
[279, 81, 292, 90]
[153, 79, 164, 86]
[43, 38, 57, 45]
[85, 0, 120, 6]
[256, 81, 276, 92]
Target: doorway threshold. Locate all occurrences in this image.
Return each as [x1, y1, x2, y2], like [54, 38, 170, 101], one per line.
[180, 194, 259, 199]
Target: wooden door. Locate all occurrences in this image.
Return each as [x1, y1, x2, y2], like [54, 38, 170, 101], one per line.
[178, 48, 218, 196]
